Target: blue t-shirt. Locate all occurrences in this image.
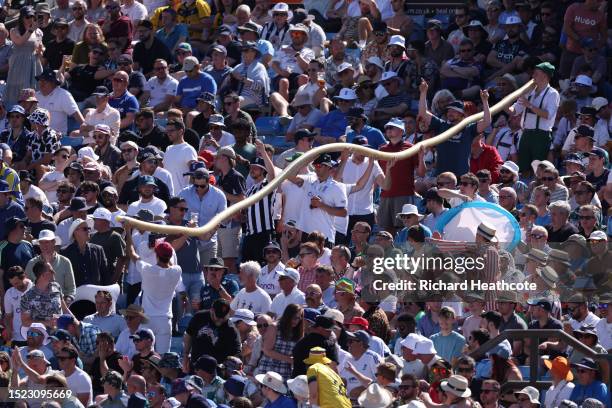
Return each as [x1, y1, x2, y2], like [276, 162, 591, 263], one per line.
[346, 125, 387, 150]
[265, 395, 297, 408]
[569, 381, 610, 408]
[535, 213, 551, 226]
[155, 23, 189, 51]
[316, 109, 348, 141]
[109, 91, 139, 119]
[430, 330, 466, 363]
[429, 115, 478, 176]
[177, 72, 217, 109]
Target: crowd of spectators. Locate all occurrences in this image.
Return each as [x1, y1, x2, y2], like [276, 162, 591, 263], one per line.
[0, 0, 609, 406]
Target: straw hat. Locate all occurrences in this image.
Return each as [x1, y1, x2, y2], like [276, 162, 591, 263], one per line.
[119, 304, 149, 324]
[357, 383, 393, 408]
[440, 375, 471, 398]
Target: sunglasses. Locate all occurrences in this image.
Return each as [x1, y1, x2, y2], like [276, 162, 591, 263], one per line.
[460, 181, 476, 187]
[57, 356, 72, 361]
[257, 323, 269, 328]
[459, 48, 473, 53]
[121, 148, 136, 153]
[530, 234, 545, 239]
[174, 206, 188, 212]
[27, 331, 43, 337]
[399, 384, 415, 389]
[272, 12, 287, 16]
[194, 184, 208, 189]
[579, 215, 595, 220]
[541, 177, 556, 181]
[112, 78, 126, 82]
[481, 389, 498, 394]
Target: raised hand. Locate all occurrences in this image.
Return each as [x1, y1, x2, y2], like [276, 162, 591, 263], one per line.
[480, 89, 489, 102]
[419, 78, 429, 94]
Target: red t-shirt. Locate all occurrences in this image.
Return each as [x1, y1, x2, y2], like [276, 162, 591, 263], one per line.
[470, 144, 504, 183]
[100, 16, 134, 52]
[379, 140, 417, 197]
[563, 3, 605, 54]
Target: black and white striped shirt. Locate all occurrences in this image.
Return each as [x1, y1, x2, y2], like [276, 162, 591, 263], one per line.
[246, 180, 275, 235]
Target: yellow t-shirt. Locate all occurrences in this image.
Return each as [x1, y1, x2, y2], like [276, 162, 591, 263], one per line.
[176, 0, 211, 41]
[306, 363, 352, 408]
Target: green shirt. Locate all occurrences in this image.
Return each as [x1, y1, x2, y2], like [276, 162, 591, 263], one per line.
[25, 253, 76, 298]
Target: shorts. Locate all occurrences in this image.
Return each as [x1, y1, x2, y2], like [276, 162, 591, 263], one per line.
[377, 195, 417, 229]
[218, 225, 241, 258]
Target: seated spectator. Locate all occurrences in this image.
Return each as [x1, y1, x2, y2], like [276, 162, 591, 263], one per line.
[270, 24, 314, 102]
[175, 57, 217, 111]
[132, 20, 172, 77]
[63, 44, 105, 103]
[82, 290, 126, 338]
[141, 59, 178, 113]
[228, 41, 270, 107]
[440, 39, 483, 100]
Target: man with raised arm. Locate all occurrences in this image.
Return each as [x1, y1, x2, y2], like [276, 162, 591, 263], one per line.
[418, 79, 491, 177]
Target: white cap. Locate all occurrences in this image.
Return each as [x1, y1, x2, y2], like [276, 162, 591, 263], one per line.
[268, 2, 292, 19]
[32, 229, 62, 246]
[277, 267, 300, 283]
[229, 309, 257, 326]
[388, 34, 405, 48]
[414, 338, 437, 355]
[380, 71, 400, 83]
[93, 207, 112, 222]
[531, 159, 555, 175]
[384, 117, 405, 131]
[77, 146, 99, 162]
[398, 204, 424, 219]
[337, 62, 354, 73]
[334, 88, 357, 101]
[574, 74, 594, 88]
[592, 97, 609, 111]
[503, 15, 522, 25]
[366, 56, 384, 70]
[501, 160, 519, 176]
[400, 333, 423, 351]
[588, 231, 608, 241]
[68, 217, 94, 241]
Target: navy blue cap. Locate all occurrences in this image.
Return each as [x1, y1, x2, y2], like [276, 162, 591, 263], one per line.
[8, 105, 26, 115]
[304, 308, 321, 323]
[575, 125, 595, 139]
[183, 161, 207, 176]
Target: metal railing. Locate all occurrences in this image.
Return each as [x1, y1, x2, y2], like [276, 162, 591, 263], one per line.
[469, 329, 612, 402]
